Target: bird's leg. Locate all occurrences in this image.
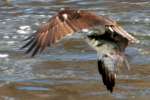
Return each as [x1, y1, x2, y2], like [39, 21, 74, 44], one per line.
[122, 55, 130, 71]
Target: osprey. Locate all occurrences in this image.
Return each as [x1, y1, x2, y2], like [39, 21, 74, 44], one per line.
[21, 8, 139, 92]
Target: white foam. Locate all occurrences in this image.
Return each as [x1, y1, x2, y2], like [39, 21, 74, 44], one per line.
[17, 30, 29, 34]
[0, 54, 9, 58]
[7, 41, 15, 44]
[17, 25, 31, 34]
[12, 35, 18, 39]
[19, 26, 31, 30]
[3, 36, 10, 39]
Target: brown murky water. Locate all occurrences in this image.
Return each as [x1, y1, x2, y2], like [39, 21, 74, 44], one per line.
[0, 0, 150, 100]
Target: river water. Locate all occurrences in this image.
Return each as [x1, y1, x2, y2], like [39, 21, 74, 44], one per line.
[0, 0, 150, 100]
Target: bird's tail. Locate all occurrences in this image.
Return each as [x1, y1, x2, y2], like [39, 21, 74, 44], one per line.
[97, 54, 117, 93]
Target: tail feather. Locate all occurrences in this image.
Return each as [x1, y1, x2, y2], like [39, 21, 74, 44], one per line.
[98, 56, 116, 92]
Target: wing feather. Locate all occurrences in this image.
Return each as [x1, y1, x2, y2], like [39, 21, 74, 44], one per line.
[22, 8, 138, 56]
[111, 25, 139, 43]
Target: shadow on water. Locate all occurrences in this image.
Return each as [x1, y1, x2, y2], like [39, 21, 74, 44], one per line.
[0, 0, 150, 100]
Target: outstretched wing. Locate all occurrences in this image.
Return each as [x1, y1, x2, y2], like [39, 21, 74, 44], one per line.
[21, 8, 138, 56]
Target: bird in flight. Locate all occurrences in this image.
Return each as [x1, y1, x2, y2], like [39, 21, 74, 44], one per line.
[21, 8, 139, 93]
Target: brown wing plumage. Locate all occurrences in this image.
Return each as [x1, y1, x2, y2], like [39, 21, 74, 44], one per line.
[21, 8, 138, 56]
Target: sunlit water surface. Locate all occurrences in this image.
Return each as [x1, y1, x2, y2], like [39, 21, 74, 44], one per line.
[0, 0, 150, 100]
